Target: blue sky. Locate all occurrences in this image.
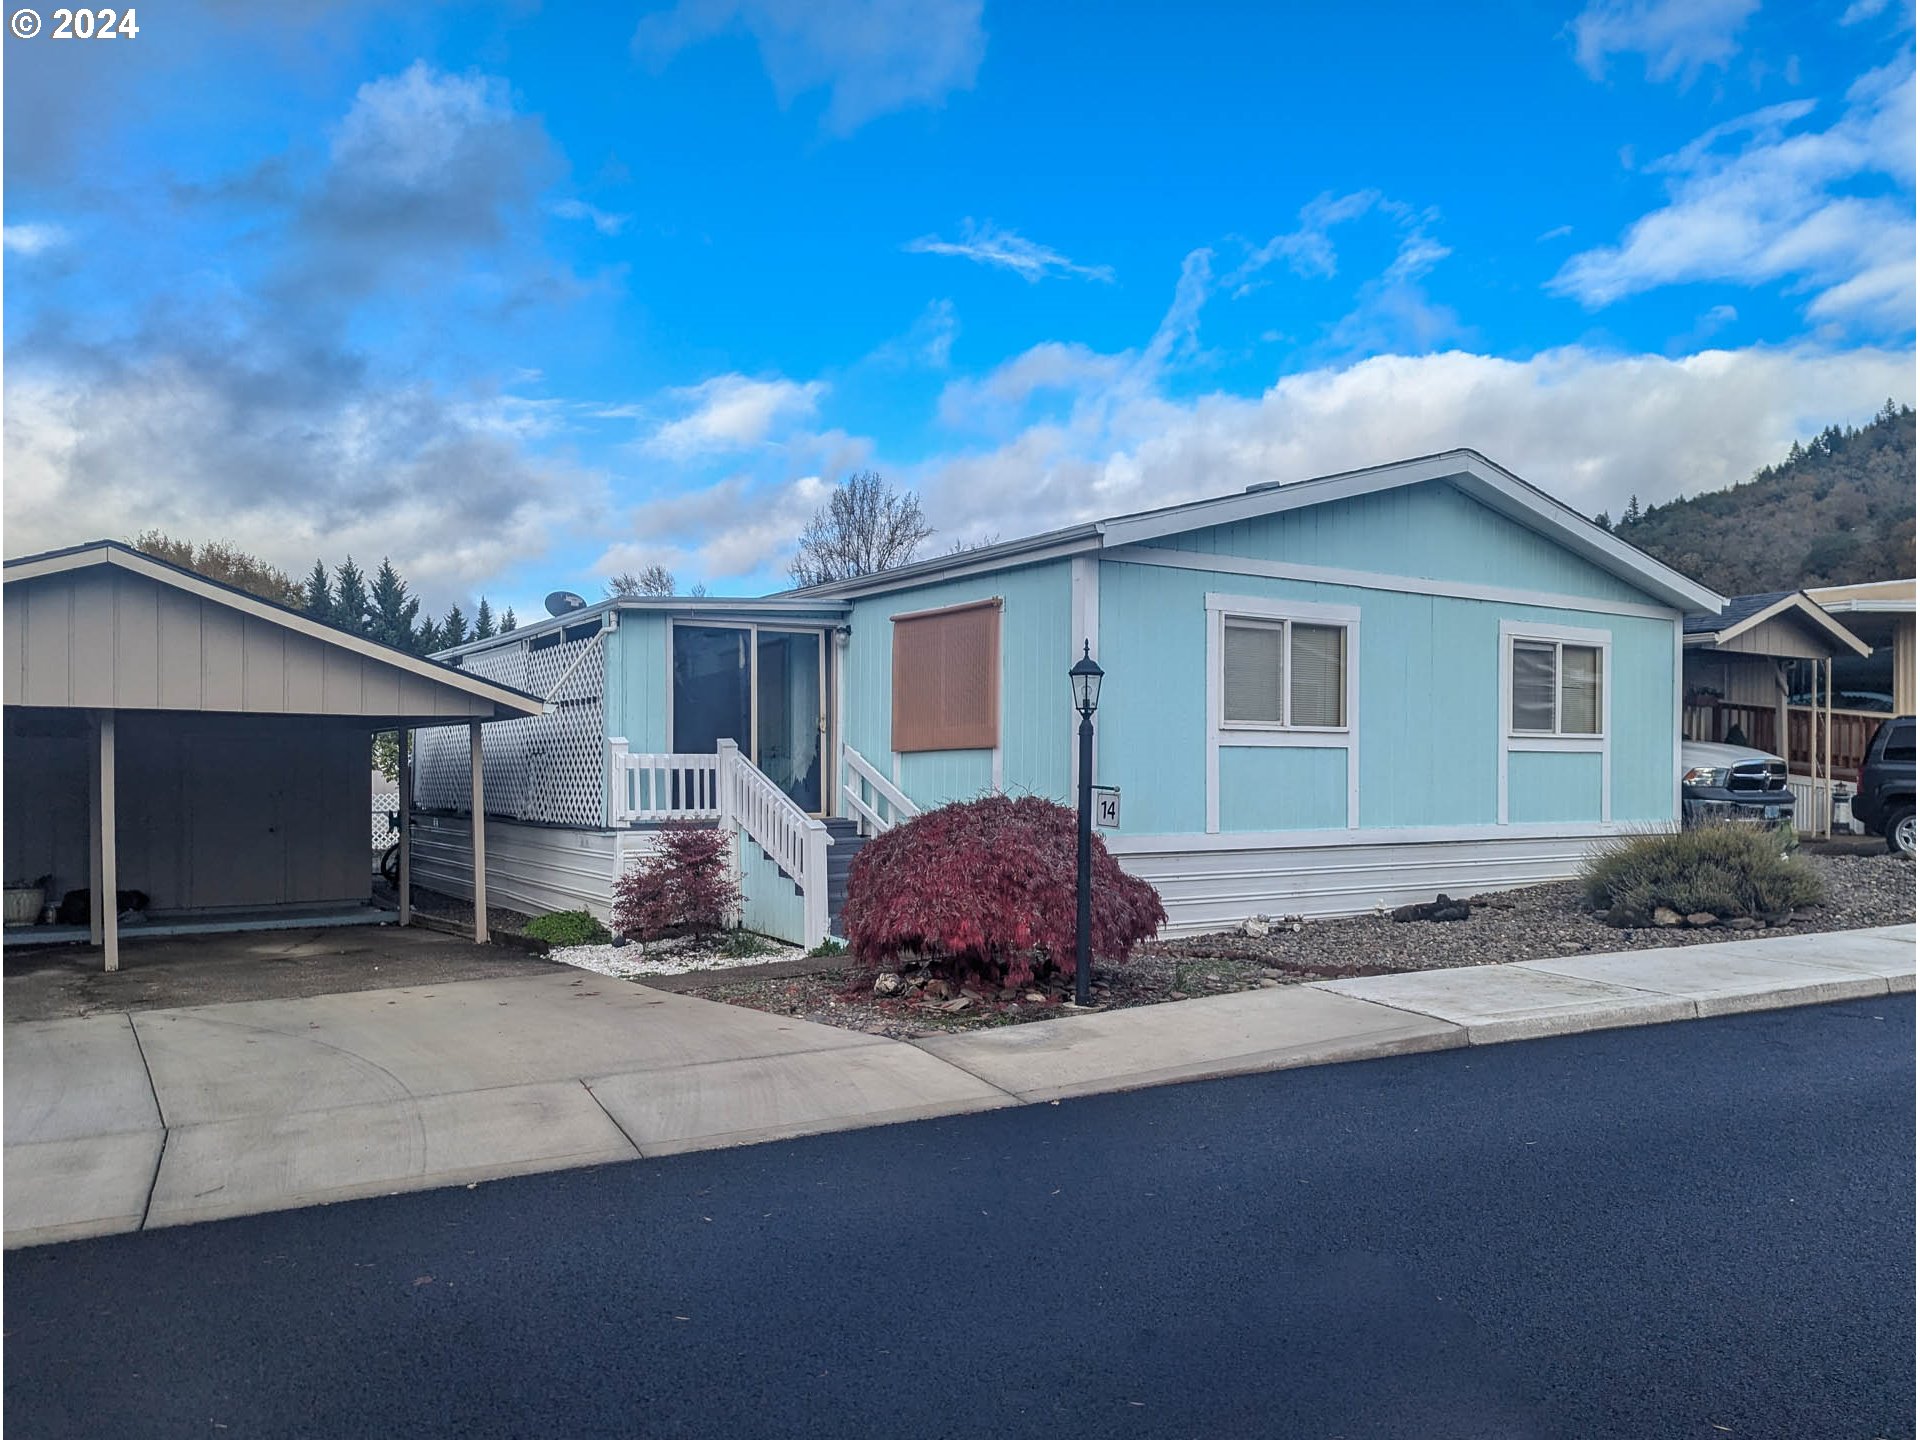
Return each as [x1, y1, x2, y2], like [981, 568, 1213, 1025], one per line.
[4, 0, 1914, 616]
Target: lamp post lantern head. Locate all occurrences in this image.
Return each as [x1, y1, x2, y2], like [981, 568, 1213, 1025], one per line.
[1069, 642, 1104, 718]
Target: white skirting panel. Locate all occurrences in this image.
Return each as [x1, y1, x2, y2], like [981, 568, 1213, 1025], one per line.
[413, 815, 661, 922]
[1116, 832, 1641, 935]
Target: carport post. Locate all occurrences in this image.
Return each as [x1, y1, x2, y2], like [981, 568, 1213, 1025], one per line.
[397, 727, 412, 926]
[97, 711, 119, 973]
[470, 720, 488, 944]
[88, 718, 103, 946]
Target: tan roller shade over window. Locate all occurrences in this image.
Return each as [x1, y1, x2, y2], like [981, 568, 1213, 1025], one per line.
[891, 599, 1001, 752]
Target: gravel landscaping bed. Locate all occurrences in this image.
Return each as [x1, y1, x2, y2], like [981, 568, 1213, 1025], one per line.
[701, 851, 1914, 1040]
[549, 932, 801, 980]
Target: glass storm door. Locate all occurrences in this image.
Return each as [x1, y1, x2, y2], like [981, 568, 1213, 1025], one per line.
[672, 626, 751, 758]
[671, 624, 826, 815]
[755, 630, 824, 814]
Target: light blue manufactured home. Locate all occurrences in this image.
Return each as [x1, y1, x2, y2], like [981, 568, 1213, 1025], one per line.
[412, 450, 1723, 942]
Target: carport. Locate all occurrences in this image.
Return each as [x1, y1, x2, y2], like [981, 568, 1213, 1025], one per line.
[3, 542, 546, 970]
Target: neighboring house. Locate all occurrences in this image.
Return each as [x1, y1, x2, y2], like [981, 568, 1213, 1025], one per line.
[1804, 578, 1916, 719]
[416, 450, 1722, 943]
[1681, 590, 1874, 834]
[2, 542, 545, 969]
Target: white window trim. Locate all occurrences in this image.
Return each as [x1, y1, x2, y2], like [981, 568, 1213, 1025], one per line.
[1498, 620, 1611, 825]
[1205, 593, 1360, 833]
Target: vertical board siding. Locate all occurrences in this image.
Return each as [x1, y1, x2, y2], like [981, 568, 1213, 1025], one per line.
[602, 613, 671, 751]
[1217, 747, 1348, 830]
[841, 561, 1074, 811]
[737, 832, 806, 943]
[1141, 479, 1655, 606]
[1098, 555, 1677, 837]
[4, 570, 500, 718]
[1506, 751, 1605, 823]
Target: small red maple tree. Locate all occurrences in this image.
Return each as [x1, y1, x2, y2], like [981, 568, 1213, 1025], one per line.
[840, 795, 1166, 989]
[615, 822, 742, 941]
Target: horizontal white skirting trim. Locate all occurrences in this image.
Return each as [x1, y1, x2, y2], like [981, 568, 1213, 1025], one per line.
[414, 814, 626, 921]
[1110, 544, 1681, 621]
[1105, 818, 1669, 855]
[1113, 827, 1668, 933]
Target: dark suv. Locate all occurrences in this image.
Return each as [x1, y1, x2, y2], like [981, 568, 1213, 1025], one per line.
[1852, 716, 1915, 856]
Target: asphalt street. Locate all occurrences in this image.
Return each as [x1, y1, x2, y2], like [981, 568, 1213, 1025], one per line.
[6, 996, 1913, 1439]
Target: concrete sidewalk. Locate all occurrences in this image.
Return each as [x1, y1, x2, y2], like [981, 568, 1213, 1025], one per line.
[5, 925, 1912, 1247]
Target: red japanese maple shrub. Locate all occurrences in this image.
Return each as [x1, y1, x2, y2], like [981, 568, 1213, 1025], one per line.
[840, 794, 1166, 989]
[615, 822, 742, 941]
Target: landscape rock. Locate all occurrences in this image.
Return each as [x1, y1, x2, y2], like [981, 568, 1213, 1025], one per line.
[1725, 916, 1763, 930]
[924, 979, 953, 1000]
[1652, 906, 1686, 927]
[1685, 912, 1719, 928]
[1392, 894, 1472, 923]
[872, 972, 905, 997]
[1240, 915, 1272, 938]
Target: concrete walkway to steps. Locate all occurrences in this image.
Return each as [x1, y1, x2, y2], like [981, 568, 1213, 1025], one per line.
[6, 923, 1911, 1247]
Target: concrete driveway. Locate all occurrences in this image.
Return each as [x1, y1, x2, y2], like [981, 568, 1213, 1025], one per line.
[4, 939, 1012, 1247]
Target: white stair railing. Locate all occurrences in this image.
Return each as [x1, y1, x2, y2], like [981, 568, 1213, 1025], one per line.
[717, 739, 832, 948]
[841, 742, 919, 836]
[606, 739, 721, 824]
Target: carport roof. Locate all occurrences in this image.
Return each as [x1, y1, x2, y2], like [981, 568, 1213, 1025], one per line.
[5, 540, 547, 720]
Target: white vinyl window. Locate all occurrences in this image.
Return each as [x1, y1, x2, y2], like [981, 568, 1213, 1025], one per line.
[1508, 637, 1604, 737]
[1221, 616, 1349, 730]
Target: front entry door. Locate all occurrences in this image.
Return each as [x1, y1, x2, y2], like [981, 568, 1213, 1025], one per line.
[755, 630, 824, 814]
[671, 624, 825, 815]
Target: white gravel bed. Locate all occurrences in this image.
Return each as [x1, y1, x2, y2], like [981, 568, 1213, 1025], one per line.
[550, 933, 802, 979]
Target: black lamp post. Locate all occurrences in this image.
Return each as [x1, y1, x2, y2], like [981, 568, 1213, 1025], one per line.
[1069, 642, 1104, 1007]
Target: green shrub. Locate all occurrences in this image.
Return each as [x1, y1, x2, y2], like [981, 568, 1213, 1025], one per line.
[806, 937, 846, 959]
[525, 909, 612, 947]
[1582, 824, 1825, 927]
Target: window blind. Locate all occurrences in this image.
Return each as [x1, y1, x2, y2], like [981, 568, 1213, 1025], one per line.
[1222, 622, 1284, 724]
[1511, 640, 1557, 732]
[1559, 644, 1601, 734]
[1289, 624, 1345, 727]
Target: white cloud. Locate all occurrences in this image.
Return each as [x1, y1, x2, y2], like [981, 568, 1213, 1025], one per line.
[643, 374, 827, 457]
[911, 343, 1916, 546]
[904, 219, 1114, 283]
[1228, 191, 1380, 290]
[3, 223, 68, 255]
[3, 363, 605, 609]
[1570, 0, 1760, 86]
[552, 199, 630, 236]
[1841, 0, 1892, 23]
[1551, 58, 1917, 329]
[866, 298, 959, 369]
[633, 0, 984, 135]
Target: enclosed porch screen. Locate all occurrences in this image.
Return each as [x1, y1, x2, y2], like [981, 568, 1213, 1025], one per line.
[891, 599, 1001, 752]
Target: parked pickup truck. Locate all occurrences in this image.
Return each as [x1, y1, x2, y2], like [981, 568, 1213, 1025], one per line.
[1681, 740, 1795, 829]
[1850, 716, 1915, 856]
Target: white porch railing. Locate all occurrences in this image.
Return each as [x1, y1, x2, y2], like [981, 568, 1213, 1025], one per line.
[605, 737, 833, 946]
[841, 742, 919, 836]
[717, 739, 832, 947]
[606, 739, 720, 824]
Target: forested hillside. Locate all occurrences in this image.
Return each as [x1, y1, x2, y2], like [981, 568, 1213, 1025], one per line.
[1598, 400, 1915, 597]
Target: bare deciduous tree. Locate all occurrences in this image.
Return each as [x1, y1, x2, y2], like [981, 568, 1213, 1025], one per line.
[788, 470, 934, 587]
[607, 564, 676, 597]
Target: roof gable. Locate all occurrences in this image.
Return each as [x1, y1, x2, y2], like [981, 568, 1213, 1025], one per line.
[4, 542, 545, 718]
[1683, 589, 1872, 657]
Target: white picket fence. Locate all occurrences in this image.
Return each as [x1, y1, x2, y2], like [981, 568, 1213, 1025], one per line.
[606, 742, 721, 823]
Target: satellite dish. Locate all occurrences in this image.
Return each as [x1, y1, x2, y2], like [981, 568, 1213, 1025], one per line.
[543, 590, 588, 618]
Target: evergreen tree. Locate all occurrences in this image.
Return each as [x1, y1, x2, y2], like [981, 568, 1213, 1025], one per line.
[1622, 495, 1641, 525]
[1592, 510, 1612, 532]
[332, 558, 372, 637]
[415, 617, 441, 654]
[499, 608, 518, 634]
[367, 559, 421, 652]
[303, 561, 334, 623]
[473, 598, 497, 640]
[441, 604, 469, 648]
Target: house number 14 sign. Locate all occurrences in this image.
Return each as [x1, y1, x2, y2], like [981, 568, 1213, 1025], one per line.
[1093, 786, 1120, 829]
